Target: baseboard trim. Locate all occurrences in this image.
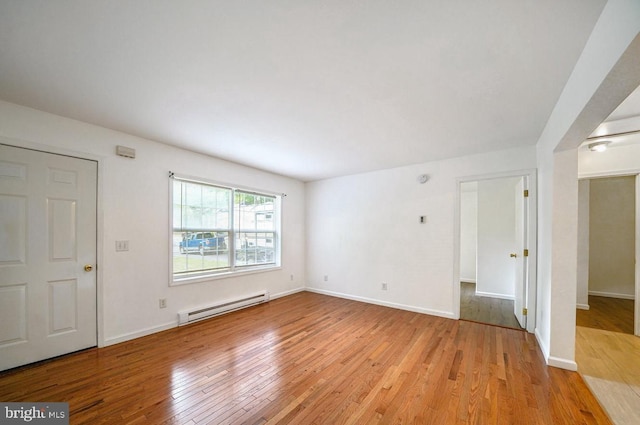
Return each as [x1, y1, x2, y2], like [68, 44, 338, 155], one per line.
[305, 288, 455, 320]
[535, 328, 549, 361]
[576, 303, 590, 310]
[460, 278, 477, 284]
[588, 290, 635, 300]
[547, 356, 578, 371]
[271, 287, 306, 300]
[533, 328, 578, 371]
[475, 290, 514, 301]
[103, 321, 177, 347]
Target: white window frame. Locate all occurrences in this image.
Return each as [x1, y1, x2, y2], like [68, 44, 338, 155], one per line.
[169, 173, 281, 286]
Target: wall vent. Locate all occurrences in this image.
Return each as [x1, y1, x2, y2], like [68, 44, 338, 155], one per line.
[116, 145, 136, 158]
[178, 291, 269, 326]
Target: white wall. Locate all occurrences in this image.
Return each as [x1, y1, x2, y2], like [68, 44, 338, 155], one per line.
[476, 178, 519, 299]
[0, 100, 306, 346]
[305, 145, 536, 318]
[459, 184, 477, 283]
[589, 176, 636, 298]
[535, 0, 640, 370]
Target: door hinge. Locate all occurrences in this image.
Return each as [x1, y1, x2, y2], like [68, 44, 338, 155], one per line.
[523, 189, 529, 197]
[523, 249, 529, 257]
[522, 308, 528, 316]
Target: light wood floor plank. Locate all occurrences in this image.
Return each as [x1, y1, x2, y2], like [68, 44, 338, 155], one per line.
[576, 326, 640, 425]
[0, 292, 610, 424]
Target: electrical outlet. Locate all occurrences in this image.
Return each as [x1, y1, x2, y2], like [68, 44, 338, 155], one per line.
[382, 282, 388, 290]
[159, 298, 167, 309]
[290, 274, 294, 281]
[324, 275, 328, 282]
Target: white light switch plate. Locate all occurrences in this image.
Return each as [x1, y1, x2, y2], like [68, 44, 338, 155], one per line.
[116, 240, 129, 251]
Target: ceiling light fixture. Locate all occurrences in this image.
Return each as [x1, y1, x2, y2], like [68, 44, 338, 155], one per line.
[588, 141, 610, 152]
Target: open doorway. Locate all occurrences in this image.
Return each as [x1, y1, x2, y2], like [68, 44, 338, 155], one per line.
[576, 176, 636, 335]
[575, 172, 640, 425]
[456, 171, 537, 332]
[573, 83, 640, 425]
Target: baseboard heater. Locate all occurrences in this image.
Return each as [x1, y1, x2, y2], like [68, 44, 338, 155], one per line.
[178, 291, 270, 326]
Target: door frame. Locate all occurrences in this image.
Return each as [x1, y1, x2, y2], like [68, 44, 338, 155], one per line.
[0, 137, 105, 347]
[636, 174, 639, 336]
[514, 177, 527, 329]
[453, 168, 538, 333]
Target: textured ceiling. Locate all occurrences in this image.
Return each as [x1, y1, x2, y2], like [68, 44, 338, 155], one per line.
[0, 1, 608, 181]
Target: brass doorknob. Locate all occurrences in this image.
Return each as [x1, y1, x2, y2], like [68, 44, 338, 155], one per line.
[84, 264, 93, 272]
[510, 253, 517, 258]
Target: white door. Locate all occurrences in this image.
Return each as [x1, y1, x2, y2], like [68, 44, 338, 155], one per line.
[476, 178, 520, 302]
[513, 177, 527, 329]
[0, 144, 97, 371]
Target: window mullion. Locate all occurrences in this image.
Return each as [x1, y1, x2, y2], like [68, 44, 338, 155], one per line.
[230, 188, 236, 271]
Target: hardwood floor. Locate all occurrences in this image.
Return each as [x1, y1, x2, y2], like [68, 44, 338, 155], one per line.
[576, 326, 640, 425]
[459, 282, 522, 330]
[575, 295, 638, 424]
[576, 296, 634, 334]
[0, 292, 610, 424]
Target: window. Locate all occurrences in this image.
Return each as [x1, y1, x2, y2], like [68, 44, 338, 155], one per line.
[171, 176, 279, 283]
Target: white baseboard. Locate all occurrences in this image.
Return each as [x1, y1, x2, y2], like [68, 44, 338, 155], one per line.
[534, 328, 577, 371]
[305, 287, 455, 320]
[475, 290, 514, 301]
[102, 321, 177, 347]
[535, 328, 549, 360]
[534, 328, 578, 372]
[271, 286, 306, 300]
[547, 356, 578, 371]
[576, 303, 590, 310]
[588, 290, 635, 300]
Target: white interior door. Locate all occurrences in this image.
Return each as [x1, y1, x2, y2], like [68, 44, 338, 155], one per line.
[0, 144, 97, 371]
[476, 178, 519, 300]
[513, 177, 527, 329]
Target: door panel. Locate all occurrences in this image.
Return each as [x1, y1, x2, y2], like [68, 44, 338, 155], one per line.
[49, 198, 77, 261]
[0, 284, 26, 345]
[0, 194, 27, 265]
[49, 278, 78, 335]
[0, 144, 97, 371]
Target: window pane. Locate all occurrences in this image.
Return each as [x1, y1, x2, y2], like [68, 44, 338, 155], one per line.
[234, 191, 275, 231]
[173, 180, 232, 277]
[235, 232, 276, 266]
[174, 181, 231, 232]
[173, 231, 230, 276]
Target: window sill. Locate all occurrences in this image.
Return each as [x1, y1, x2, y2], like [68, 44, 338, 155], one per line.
[171, 264, 281, 286]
